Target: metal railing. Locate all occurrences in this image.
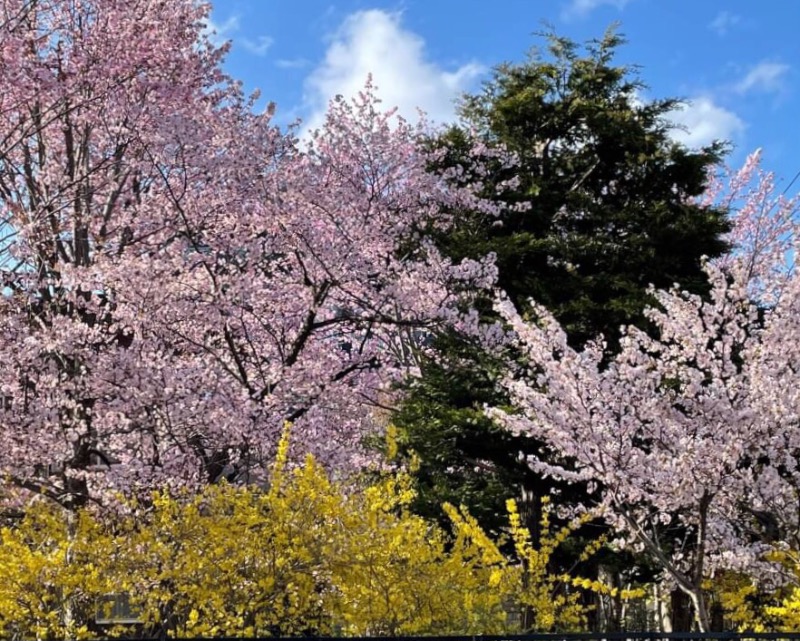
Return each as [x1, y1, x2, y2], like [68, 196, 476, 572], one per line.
[77, 634, 800, 641]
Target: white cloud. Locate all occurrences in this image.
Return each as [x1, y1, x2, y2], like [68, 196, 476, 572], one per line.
[276, 58, 310, 70]
[301, 10, 484, 134]
[667, 97, 745, 148]
[241, 35, 275, 57]
[709, 11, 740, 36]
[735, 61, 790, 94]
[561, 0, 632, 20]
[201, 15, 240, 47]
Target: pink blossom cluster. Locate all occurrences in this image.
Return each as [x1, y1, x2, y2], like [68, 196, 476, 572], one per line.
[491, 152, 800, 629]
[0, 0, 499, 506]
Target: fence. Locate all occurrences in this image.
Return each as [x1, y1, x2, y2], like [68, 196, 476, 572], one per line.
[77, 634, 800, 641]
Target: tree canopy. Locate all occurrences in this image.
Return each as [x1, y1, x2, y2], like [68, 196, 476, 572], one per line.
[395, 29, 733, 534]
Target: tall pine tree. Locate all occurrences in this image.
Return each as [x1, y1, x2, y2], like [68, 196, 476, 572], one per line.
[395, 29, 731, 538]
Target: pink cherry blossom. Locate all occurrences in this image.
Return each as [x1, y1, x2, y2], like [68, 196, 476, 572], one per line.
[0, 1, 499, 509]
[491, 152, 800, 631]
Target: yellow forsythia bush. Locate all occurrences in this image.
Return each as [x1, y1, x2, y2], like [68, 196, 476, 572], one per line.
[0, 429, 607, 639]
[706, 570, 773, 631]
[717, 551, 800, 632]
[706, 552, 800, 632]
[0, 503, 113, 640]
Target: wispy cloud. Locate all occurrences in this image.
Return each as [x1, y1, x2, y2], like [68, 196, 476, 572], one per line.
[561, 0, 632, 21]
[201, 15, 240, 47]
[667, 96, 745, 148]
[708, 10, 740, 36]
[735, 61, 790, 95]
[301, 10, 484, 134]
[241, 35, 275, 57]
[277, 58, 310, 70]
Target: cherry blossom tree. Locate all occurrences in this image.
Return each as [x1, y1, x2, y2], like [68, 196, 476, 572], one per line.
[0, 0, 497, 510]
[490, 151, 800, 631]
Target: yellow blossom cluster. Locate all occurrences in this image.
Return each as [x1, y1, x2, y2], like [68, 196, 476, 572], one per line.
[0, 428, 625, 638]
[708, 551, 800, 632]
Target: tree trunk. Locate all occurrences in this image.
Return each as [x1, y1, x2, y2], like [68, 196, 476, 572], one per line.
[670, 588, 693, 632]
[688, 588, 711, 633]
[519, 486, 541, 631]
[671, 585, 711, 632]
[710, 600, 725, 632]
[63, 510, 78, 637]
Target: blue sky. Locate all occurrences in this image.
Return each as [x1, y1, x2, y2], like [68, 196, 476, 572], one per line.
[207, 0, 799, 183]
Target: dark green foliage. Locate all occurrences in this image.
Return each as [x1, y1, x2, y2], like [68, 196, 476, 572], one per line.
[450, 28, 729, 345]
[396, 28, 732, 538]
